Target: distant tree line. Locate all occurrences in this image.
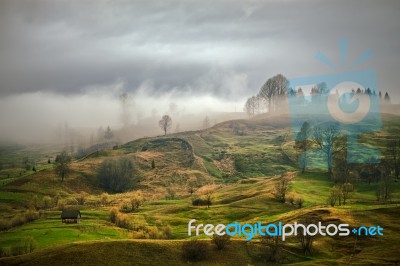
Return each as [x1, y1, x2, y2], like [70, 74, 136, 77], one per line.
[244, 73, 393, 117]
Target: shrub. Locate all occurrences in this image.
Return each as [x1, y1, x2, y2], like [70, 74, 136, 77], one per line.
[295, 196, 304, 208]
[57, 199, 67, 210]
[0, 219, 11, 231]
[286, 193, 295, 206]
[43, 196, 53, 209]
[76, 193, 86, 205]
[11, 214, 27, 227]
[327, 186, 342, 207]
[130, 194, 143, 212]
[147, 226, 165, 239]
[119, 202, 132, 213]
[272, 176, 290, 203]
[192, 198, 211, 207]
[109, 208, 118, 223]
[66, 198, 78, 206]
[182, 239, 209, 262]
[54, 193, 62, 206]
[163, 224, 173, 239]
[0, 210, 42, 231]
[101, 193, 109, 206]
[11, 245, 25, 256]
[21, 237, 37, 253]
[0, 246, 11, 257]
[115, 213, 133, 230]
[212, 234, 231, 250]
[166, 187, 176, 200]
[25, 210, 40, 222]
[128, 231, 147, 239]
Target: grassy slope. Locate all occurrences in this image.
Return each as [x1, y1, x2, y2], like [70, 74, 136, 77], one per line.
[1, 113, 400, 264]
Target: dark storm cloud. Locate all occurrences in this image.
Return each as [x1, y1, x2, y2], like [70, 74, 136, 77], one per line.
[0, 0, 399, 99]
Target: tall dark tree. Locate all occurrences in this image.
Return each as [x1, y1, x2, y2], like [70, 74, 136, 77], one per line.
[384, 92, 391, 103]
[295, 122, 313, 173]
[259, 74, 288, 113]
[55, 151, 72, 182]
[104, 126, 114, 141]
[387, 138, 400, 179]
[203, 115, 210, 129]
[244, 96, 254, 117]
[98, 157, 136, 193]
[159, 115, 172, 135]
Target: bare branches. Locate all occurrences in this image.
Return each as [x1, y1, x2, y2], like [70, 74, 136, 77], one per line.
[158, 115, 172, 135]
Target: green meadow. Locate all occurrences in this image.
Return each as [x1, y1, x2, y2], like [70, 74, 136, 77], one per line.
[0, 113, 399, 265]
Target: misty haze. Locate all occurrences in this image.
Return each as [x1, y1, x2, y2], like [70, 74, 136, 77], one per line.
[0, 1, 399, 265]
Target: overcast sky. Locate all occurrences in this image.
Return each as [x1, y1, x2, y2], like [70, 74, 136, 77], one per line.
[0, 0, 399, 142]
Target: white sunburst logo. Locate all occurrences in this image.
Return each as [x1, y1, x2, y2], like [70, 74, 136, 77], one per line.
[316, 39, 374, 124]
[287, 39, 382, 166]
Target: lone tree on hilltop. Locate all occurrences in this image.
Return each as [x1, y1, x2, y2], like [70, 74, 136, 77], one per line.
[159, 115, 172, 135]
[55, 150, 72, 182]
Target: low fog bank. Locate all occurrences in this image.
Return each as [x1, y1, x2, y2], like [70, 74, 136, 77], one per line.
[0, 86, 247, 147]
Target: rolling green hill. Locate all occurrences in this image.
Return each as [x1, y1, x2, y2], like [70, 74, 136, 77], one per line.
[0, 113, 400, 265]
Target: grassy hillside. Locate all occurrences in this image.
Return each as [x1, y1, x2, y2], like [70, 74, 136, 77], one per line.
[0, 113, 400, 264]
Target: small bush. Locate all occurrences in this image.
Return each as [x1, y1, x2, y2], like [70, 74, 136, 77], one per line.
[43, 196, 53, 209]
[128, 230, 147, 239]
[25, 210, 40, 222]
[101, 193, 109, 206]
[109, 208, 118, 223]
[66, 198, 78, 206]
[192, 198, 211, 207]
[0, 246, 11, 257]
[76, 193, 86, 205]
[9, 237, 37, 256]
[295, 196, 304, 208]
[163, 224, 173, 239]
[11, 245, 25, 256]
[286, 193, 295, 206]
[212, 234, 231, 250]
[119, 202, 132, 213]
[57, 199, 67, 210]
[130, 195, 143, 212]
[147, 226, 165, 239]
[21, 237, 37, 253]
[115, 214, 133, 230]
[181, 239, 209, 262]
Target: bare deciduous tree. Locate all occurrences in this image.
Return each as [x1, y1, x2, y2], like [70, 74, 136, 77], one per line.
[104, 126, 114, 141]
[159, 115, 172, 135]
[203, 115, 210, 129]
[261, 235, 283, 263]
[297, 216, 316, 255]
[313, 124, 345, 175]
[55, 150, 71, 182]
[258, 74, 288, 113]
[272, 176, 290, 203]
[387, 138, 400, 179]
[341, 182, 353, 205]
